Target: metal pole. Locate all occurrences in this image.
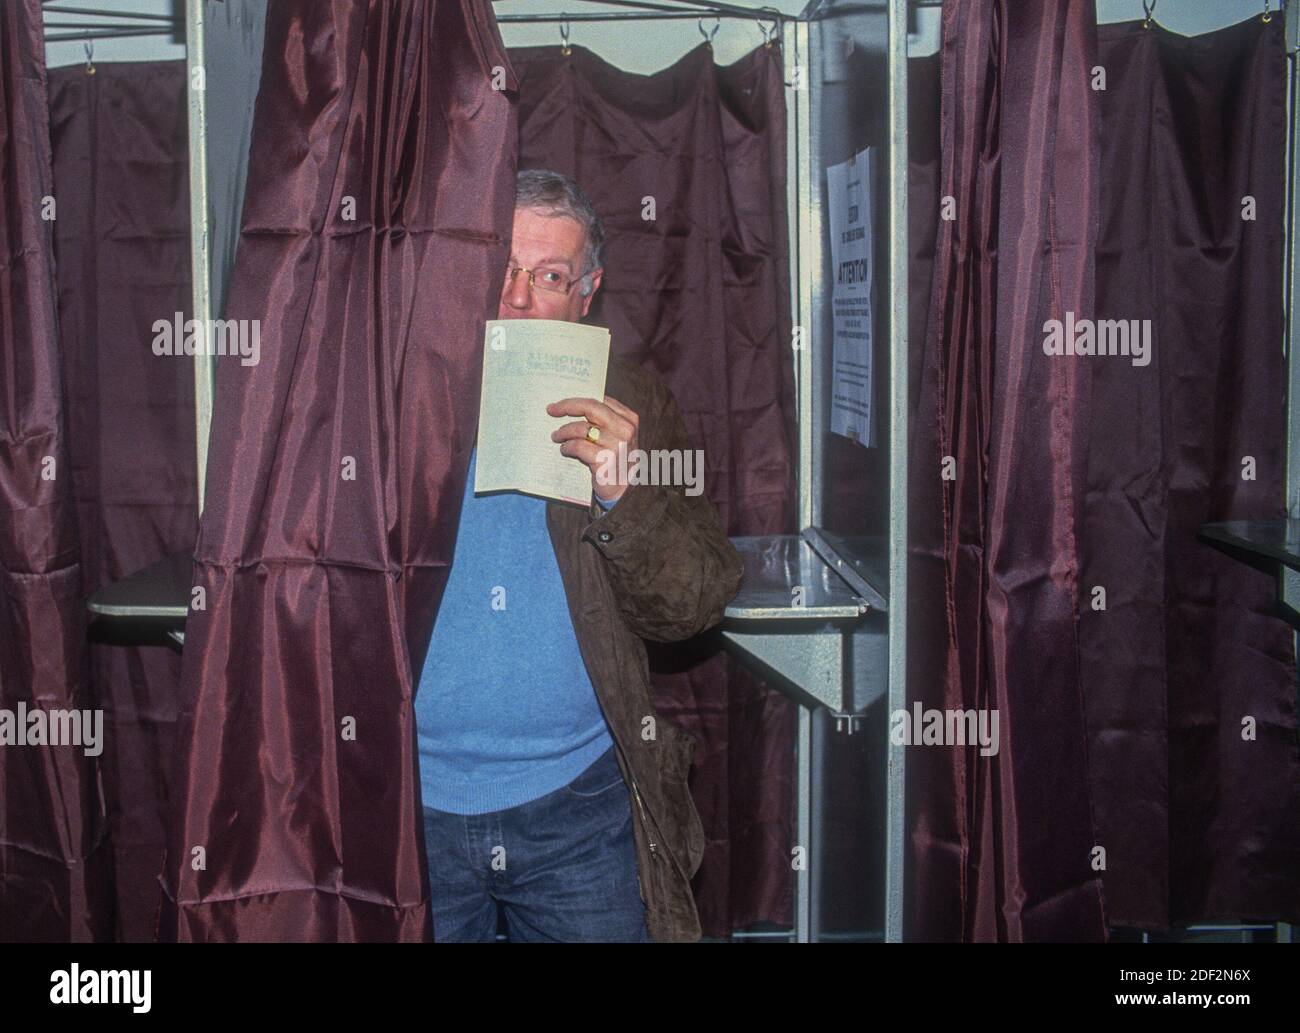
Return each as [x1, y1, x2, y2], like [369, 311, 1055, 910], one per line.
[1281, 0, 1300, 948]
[185, 0, 212, 514]
[793, 18, 816, 533]
[495, 11, 775, 22]
[1286, 0, 1299, 519]
[884, 0, 909, 944]
[44, 6, 176, 21]
[493, 0, 796, 24]
[787, 14, 816, 944]
[44, 28, 177, 40]
[796, 703, 813, 941]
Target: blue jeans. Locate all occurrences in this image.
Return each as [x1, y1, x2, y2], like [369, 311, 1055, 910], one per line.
[422, 745, 651, 942]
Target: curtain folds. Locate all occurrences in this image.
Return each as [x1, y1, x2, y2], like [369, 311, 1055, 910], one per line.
[157, 0, 517, 941]
[11, 0, 1292, 945]
[908, 5, 1299, 938]
[906, 0, 1108, 941]
[509, 41, 797, 935]
[1083, 17, 1300, 929]
[0, 0, 112, 942]
[48, 58, 197, 944]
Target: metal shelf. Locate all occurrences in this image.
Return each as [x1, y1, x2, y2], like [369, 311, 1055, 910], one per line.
[1200, 519, 1300, 622]
[722, 535, 884, 713]
[87, 551, 190, 622]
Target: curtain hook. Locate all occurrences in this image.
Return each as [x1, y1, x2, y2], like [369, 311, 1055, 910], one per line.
[560, 17, 571, 57]
[698, 16, 720, 50]
[759, 9, 779, 49]
[1262, 0, 1272, 24]
[84, 40, 96, 75]
[1142, 0, 1156, 29]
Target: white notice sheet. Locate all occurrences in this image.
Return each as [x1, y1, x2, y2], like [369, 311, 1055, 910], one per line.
[827, 147, 875, 447]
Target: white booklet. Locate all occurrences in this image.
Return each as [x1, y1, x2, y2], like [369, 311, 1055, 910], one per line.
[474, 319, 611, 506]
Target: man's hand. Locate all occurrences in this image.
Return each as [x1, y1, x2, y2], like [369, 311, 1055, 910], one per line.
[547, 394, 639, 504]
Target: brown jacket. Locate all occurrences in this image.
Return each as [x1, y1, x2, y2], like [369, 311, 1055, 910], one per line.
[544, 356, 743, 942]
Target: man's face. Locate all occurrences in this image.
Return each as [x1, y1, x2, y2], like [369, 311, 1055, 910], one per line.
[498, 206, 602, 322]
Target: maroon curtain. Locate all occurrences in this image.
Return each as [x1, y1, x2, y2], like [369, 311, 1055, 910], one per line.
[906, 0, 1108, 940]
[157, 0, 517, 941]
[908, 55, 940, 422]
[48, 60, 196, 943]
[1082, 17, 1300, 929]
[0, 0, 113, 941]
[509, 41, 797, 935]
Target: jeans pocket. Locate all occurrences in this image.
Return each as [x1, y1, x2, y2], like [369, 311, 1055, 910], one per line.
[563, 746, 625, 798]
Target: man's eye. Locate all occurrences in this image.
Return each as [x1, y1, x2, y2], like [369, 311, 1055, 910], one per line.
[538, 270, 564, 284]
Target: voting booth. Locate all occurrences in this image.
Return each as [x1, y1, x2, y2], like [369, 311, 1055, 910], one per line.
[47, 0, 905, 944]
[8, 0, 1299, 944]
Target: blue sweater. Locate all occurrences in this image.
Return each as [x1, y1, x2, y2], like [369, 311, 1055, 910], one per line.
[414, 448, 614, 814]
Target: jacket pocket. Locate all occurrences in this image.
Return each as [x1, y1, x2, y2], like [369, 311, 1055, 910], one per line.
[627, 786, 674, 939]
[660, 725, 706, 878]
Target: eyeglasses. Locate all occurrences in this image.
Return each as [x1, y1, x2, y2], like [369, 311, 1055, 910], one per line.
[504, 262, 585, 297]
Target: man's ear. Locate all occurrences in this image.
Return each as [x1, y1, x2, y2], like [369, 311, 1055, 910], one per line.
[580, 268, 604, 317]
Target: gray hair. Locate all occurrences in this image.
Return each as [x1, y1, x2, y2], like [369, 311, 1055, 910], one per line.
[515, 168, 605, 297]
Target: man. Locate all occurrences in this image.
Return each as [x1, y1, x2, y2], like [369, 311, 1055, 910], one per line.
[416, 168, 743, 942]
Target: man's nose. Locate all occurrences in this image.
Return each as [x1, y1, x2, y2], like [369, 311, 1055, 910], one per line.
[500, 271, 532, 312]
